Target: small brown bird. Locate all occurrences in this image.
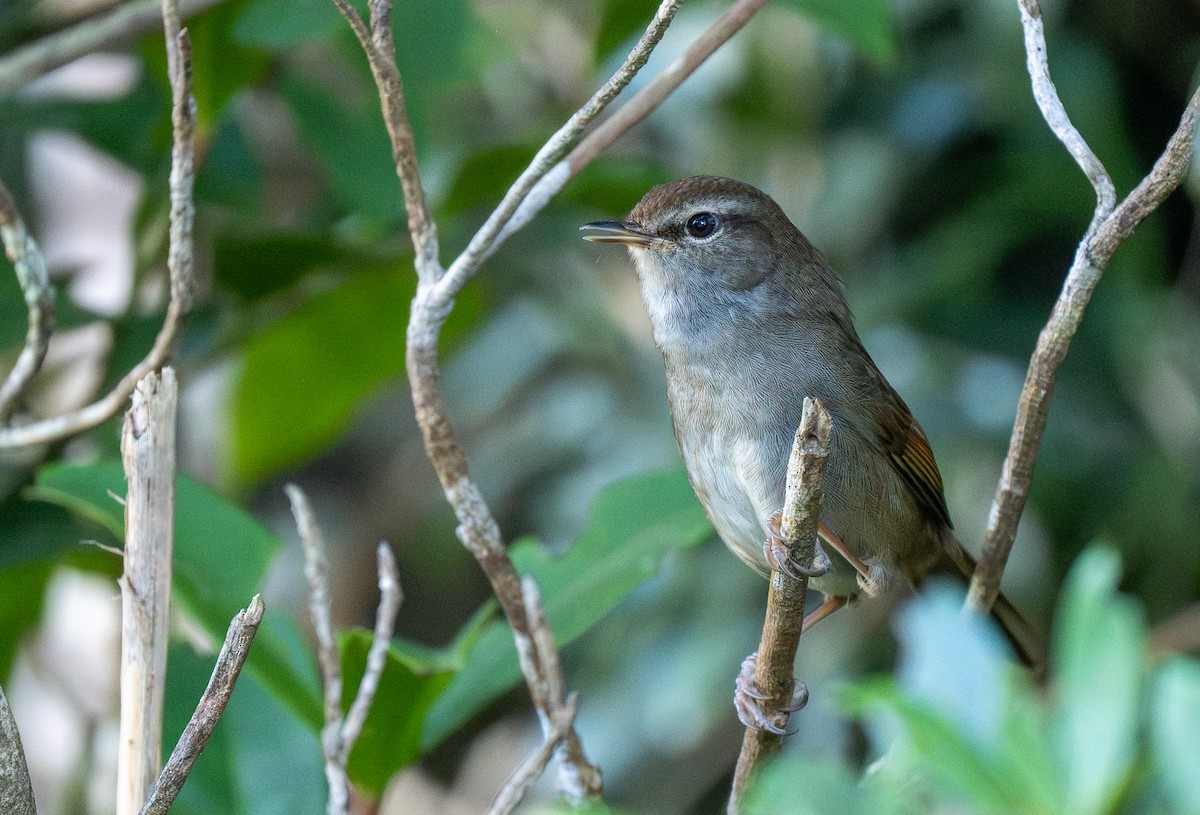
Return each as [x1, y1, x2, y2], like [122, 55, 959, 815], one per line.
[582, 176, 1039, 720]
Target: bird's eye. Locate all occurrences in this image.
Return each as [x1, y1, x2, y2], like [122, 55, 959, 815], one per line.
[685, 212, 718, 239]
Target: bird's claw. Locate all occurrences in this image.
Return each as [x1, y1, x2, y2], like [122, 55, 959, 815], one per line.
[734, 653, 808, 735]
[763, 511, 831, 579]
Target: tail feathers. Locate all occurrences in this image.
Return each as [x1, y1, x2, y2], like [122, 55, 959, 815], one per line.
[938, 536, 1046, 680]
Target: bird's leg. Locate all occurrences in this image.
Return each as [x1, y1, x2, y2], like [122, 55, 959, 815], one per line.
[816, 519, 884, 598]
[801, 594, 848, 633]
[763, 510, 831, 580]
[733, 652, 808, 734]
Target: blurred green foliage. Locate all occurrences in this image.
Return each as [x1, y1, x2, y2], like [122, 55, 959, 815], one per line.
[0, 0, 1198, 812]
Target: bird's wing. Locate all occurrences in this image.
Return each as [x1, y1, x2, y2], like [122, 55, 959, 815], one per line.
[873, 398, 953, 529]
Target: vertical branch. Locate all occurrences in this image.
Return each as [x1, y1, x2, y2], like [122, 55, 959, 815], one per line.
[728, 398, 832, 813]
[0, 181, 55, 424]
[0, 685, 37, 815]
[966, 0, 1200, 612]
[116, 368, 178, 815]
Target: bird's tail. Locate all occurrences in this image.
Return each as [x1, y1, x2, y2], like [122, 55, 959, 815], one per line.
[936, 533, 1046, 679]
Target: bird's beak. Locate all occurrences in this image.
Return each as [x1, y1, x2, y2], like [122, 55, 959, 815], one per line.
[580, 221, 666, 248]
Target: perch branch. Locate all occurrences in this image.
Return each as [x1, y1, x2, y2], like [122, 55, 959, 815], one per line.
[0, 180, 55, 425]
[116, 368, 178, 815]
[0, 0, 226, 99]
[0, 18, 195, 450]
[139, 596, 265, 815]
[967, 0, 1200, 611]
[287, 485, 403, 815]
[728, 398, 832, 813]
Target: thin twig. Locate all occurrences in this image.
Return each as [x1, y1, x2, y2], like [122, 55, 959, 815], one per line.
[728, 398, 832, 813]
[139, 596, 265, 815]
[0, 180, 55, 424]
[287, 486, 404, 815]
[116, 368, 178, 815]
[489, 0, 770, 261]
[484, 694, 580, 815]
[967, 3, 1200, 611]
[340, 542, 402, 752]
[436, 0, 685, 301]
[0, 0, 226, 99]
[285, 484, 347, 815]
[330, 0, 439, 280]
[0, 16, 195, 450]
[0, 685, 37, 815]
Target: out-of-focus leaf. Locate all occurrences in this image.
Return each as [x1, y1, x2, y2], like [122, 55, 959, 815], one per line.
[194, 116, 262, 212]
[844, 678, 1019, 815]
[1150, 657, 1200, 815]
[780, 0, 896, 64]
[743, 754, 901, 815]
[278, 74, 401, 224]
[24, 461, 322, 727]
[0, 560, 52, 680]
[214, 233, 376, 302]
[439, 143, 538, 218]
[594, 0, 656, 63]
[140, 0, 271, 130]
[229, 268, 409, 489]
[234, 0, 347, 49]
[341, 602, 492, 795]
[1051, 546, 1144, 815]
[421, 469, 712, 750]
[229, 264, 484, 489]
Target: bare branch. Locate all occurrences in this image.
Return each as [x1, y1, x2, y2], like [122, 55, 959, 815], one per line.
[117, 368, 178, 815]
[728, 398, 832, 813]
[436, 0, 685, 301]
[0, 17, 195, 450]
[0, 685, 37, 815]
[285, 484, 348, 815]
[139, 596, 265, 815]
[330, 0, 440, 280]
[967, 1, 1200, 612]
[1015, 0, 1115, 230]
[340, 542, 402, 752]
[288, 486, 404, 815]
[484, 694, 580, 815]
[0, 0, 226, 99]
[0, 181, 55, 424]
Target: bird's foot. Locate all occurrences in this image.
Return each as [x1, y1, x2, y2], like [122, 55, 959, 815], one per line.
[763, 511, 831, 580]
[734, 652, 808, 734]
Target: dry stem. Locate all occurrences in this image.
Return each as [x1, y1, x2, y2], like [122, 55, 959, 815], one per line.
[728, 398, 832, 813]
[286, 485, 403, 815]
[139, 596, 265, 815]
[967, 0, 1200, 611]
[0, 685, 37, 815]
[0, 12, 195, 450]
[116, 368, 178, 815]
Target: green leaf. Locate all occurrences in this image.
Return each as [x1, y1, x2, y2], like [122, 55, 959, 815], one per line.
[844, 678, 1020, 815]
[779, 0, 896, 64]
[25, 461, 322, 727]
[743, 753, 901, 815]
[229, 264, 485, 489]
[213, 233, 355, 302]
[1150, 657, 1200, 815]
[594, 0, 656, 63]
[339, 605, 490, 796]
[234, 0, 347, 49]
[1051, 546, 1145, 815]
[278, 72, 401, 223]
[420, 469, 712, 750]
